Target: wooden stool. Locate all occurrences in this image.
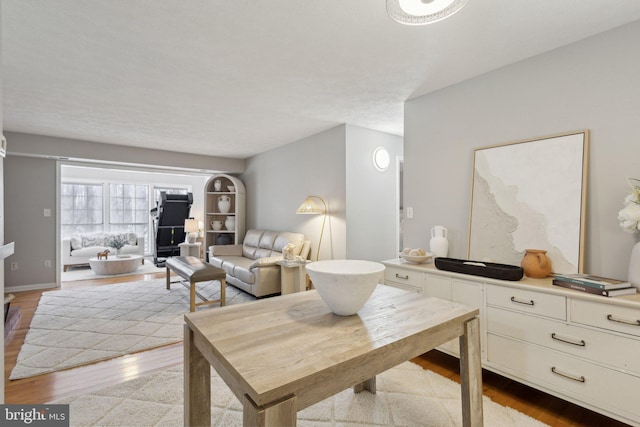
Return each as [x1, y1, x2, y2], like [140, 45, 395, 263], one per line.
[166, 256, 226, 312]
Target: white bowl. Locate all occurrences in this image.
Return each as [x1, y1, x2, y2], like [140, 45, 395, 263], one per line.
[399, 252, 433, 264]
[305, 260, 385, 316]
[227, 185, 235, 192]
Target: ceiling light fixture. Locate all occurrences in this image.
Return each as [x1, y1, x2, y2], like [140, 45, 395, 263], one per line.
[387, 0, 470, 26]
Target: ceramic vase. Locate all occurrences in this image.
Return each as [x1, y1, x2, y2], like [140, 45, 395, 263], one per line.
[429, 226, 449, 258]
[628, 241, 640, 288]
[225, 216, 235, 231]
[218, 195, 231, 213]
[521, 249, 552, 278]
[211, 220, 222, 231]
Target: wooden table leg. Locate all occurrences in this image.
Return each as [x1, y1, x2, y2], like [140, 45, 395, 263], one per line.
[243, 394, 297, 427]
[166, 266, 171, 289]
[189, 281, 196, 312]
[353, 377, 376, 394]
[184, 324, 211, 426]
[459, 316, 483, 427]
[220, 278, 226, 306]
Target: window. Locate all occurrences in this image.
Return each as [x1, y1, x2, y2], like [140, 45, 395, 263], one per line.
[61, 178, 191, 256]
[60, 183, 103, 236]
[109, 184, 149, 249]
[153, 186, 189, 204]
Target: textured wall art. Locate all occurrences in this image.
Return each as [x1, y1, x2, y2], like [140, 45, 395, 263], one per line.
[468, 131, 589, 274]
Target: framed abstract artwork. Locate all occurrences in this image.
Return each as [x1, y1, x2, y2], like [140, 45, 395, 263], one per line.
[468, 130, 589, 274]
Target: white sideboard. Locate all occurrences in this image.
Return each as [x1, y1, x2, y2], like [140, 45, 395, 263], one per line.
[382, 258, 640, 426]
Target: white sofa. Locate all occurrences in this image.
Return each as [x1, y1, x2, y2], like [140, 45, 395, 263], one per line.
[208, 229, 310, 297]
[62, 232, 145, 271]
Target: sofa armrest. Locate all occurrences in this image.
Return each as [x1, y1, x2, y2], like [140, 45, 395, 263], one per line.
[209, 244, 243, 257]
[249, 255, 284, 269]
[137, 236, 145, 255]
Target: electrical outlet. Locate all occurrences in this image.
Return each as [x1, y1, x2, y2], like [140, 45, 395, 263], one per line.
[406, 207, 414, 218]
[11, 262, 18, 270]
[44, 260, 52, 268]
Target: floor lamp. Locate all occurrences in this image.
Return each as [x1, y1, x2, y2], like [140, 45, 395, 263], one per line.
[296, 196, 327, 262]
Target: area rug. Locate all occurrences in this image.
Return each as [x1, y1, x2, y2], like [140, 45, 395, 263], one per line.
[10, 278, 256, 380]
[50, 361, 548, 427]
[61, 260, 165, 282]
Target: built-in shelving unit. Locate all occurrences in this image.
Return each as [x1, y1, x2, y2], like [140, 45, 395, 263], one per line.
[204, 174, 245, 256]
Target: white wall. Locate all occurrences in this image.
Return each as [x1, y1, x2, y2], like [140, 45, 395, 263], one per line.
[242, 126, 348, 261]
[346, 125, 403, 261]
[242, 124, 403, 262]
[4, 132, 226, 289]
[404, 20, 640, 280]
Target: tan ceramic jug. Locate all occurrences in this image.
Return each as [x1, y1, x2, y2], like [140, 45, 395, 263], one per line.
[521, 249, 552, 278]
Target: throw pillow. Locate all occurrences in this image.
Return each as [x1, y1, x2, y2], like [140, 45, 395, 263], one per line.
[126, 232, 137, 245]
[70, 235, 82, 250]
[82, 233, 105, 248]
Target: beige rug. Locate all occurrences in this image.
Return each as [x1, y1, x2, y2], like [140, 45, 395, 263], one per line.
[10, 278, 255, 380]
[51, 361, 548, 427]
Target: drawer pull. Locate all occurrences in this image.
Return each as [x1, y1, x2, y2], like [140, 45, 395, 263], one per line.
[551, 333, 586, 347]
[510, 296, 534, 306]
[606, 314, 640, 326]
[551, 367, 585, 383]
[395, 273, 409, 280]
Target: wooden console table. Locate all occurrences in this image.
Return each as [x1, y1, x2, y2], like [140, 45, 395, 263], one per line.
[184, 285, 482, 426]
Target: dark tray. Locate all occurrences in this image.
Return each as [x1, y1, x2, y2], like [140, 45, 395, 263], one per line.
[434, 257, 524, 281]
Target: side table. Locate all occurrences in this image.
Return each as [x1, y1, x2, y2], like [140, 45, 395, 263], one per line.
[277, 260, 308, 294]
[178, 242, 201, 258]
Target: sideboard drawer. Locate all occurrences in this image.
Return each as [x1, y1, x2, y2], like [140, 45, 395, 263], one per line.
[384, 266, 424, 293]
[486, 284, 566, 320]
[571, 299, 640, 338]
[488, 306, 640, 375]
[487, 334, 640, 422]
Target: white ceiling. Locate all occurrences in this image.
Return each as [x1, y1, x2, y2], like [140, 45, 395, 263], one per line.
[3, 1, 640, 159]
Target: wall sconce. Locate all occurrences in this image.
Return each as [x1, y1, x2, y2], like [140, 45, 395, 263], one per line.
[184, 218, 199, 243]
[373, 147, 390, 171]
[296, 196, 327, 261]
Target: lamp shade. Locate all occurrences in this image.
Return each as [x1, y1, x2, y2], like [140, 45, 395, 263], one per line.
[296, 197, 324, 214]
[184, 219, 199, 233]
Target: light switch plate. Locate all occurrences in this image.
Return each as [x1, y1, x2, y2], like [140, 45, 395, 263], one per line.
[406, 207, 414, 218]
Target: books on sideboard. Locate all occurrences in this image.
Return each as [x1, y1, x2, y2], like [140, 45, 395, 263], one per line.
[553, 273, 632, 290]
[552, 279, 637, 297]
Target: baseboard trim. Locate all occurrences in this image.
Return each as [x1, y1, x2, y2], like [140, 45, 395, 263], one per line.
[5, 282, 58, 293]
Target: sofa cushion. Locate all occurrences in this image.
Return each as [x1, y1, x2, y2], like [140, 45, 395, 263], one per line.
[255, 231, 279, 259]
[218, 256, 256, 284]
[273, 232, 304, 254]
[71, 246, 109, 257]
[241, 230, 264, 259]
[70, 243, 140, 258]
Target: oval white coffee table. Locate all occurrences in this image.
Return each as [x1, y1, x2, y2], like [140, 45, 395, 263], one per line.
[89, 255, 143, 275]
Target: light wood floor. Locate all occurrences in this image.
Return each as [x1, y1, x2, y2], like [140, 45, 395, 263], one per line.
[4, 272, 627, 426]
